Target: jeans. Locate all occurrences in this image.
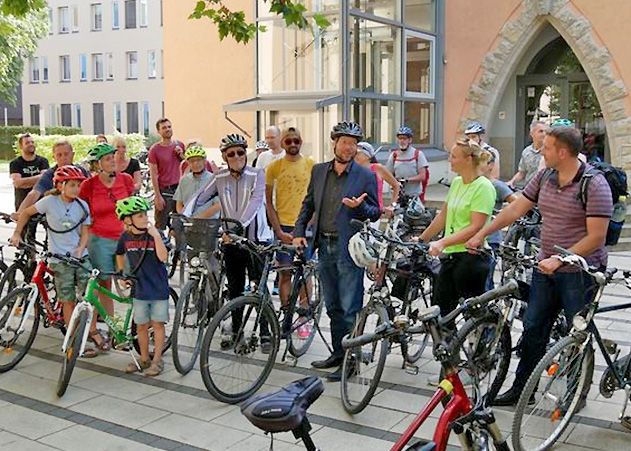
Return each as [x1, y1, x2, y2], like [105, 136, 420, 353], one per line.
[485, 242, 500, 291]
[513, 269, 598, 389]
[317, 237, 365, 358]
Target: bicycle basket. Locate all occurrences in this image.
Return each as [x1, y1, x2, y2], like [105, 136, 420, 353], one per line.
[183, 218, 221, 252]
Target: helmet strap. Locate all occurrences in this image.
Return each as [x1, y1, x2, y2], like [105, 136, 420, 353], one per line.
[129, 216, 147, 233]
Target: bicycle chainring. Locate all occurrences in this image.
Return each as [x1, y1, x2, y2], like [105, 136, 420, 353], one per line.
[599, 353, 631, 398]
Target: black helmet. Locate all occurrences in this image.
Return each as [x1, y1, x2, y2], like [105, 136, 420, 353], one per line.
[220, 133, 248, 151]
[331, 121, 363, 141]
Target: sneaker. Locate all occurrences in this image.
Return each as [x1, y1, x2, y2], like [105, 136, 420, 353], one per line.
[144, 359, 164, 377]
[220, 334, 236, 350]
[260, 336, 273, 355]
[297, 322, 312, 339]
[125, 359, 150, 374]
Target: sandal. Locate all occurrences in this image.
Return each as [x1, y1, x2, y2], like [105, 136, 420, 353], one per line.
[81, 346, 98, 359]
[125, 359, 150, 374]
[89, 330, 111, 352]
[144, 359, 164, 377]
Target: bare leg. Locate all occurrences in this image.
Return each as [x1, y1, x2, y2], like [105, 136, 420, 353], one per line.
[136, 323, 150, 362]
[62, 301, 75, 326]
[151, 322, 165, 362]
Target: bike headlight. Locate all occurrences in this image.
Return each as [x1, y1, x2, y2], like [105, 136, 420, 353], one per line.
[189, 256, 201, 268]
[572, 315, 588, 331]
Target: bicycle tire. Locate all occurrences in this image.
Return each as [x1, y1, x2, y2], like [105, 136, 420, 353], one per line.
[56, 308, 88, 397]
[0, 262, 27, 301]
[287, 271, 322, 358]
[167, 249, 180, 279]
[199, 295, 279, 404]
[511, 334, 592, 451]
[0, 287, 39, 373]
[403, 277, 432, 364]
[132, 287, 179, 358]
[172, 279, 208, 375]
[340, 302, 389, 414]
[446, 311, 512, 404]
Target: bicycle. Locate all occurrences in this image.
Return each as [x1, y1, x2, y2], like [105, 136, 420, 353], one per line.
[340, 219, 436, 414]
[171, 217, 228, 375]
[199, 231, 323, 404]
[502, 207, 541, 257]
[57, 263, 178, 396]
[511, 246, 629, 451]
[342, 280, 519, 451]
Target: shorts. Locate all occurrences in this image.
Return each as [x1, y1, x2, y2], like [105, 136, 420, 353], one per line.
[50, 260, 92, 302]
[133, 299, 169, 324]
[276, 225, 314, 266]
[87, 234, 118, 281]
[156, 185, 178, 230]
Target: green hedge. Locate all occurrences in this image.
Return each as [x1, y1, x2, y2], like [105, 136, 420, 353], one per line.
[0, 126, 81, 160]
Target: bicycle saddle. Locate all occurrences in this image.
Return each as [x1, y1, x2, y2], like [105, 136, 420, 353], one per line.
[240, 376, 323, 433]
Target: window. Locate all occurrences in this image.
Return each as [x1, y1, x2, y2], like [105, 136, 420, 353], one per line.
[92, 53, 104, 80]
[30, 105, 40, 126]
[112, 0, 120, 29]
[125, 0, 137, 29]
[93, 103, 105, 134]
[58, 6, 70, 33]
[351, 99, 400, 145]
[73, 103, 82, 129]
[41, 57, 49, 83]
[160, 0, 163, 26]
[139, 0, 148, 27]
[60, 55, 71, 81]
[405, 32, 434, 97]
[29, 58, 40, 83]
[106, 53, 114, 79]
[60, 104, 72, 126]
[404, 102, 434, 144]
[127, 102, 139, 133]
[80, 54, 88, 81]
[114, 102, 122, 131]
[91, 3, 103, 31]
[48, 8, 53, 34]
[404, 0, 435, 33]
[355, 0, 399, 21]
[127, 51, 138, 79]
[160, 49, 164, 78]
[142, 102, 150, 135]
[71, 5, 79, 32]
[147, 50, 157, 78]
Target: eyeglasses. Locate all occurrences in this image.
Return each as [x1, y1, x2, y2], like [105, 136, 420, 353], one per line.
[225, 149, 246, 158]
[283, 138, 301, 146]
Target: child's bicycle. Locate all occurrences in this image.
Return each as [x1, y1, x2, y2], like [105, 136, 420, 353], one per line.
[57, 261, 178, 397]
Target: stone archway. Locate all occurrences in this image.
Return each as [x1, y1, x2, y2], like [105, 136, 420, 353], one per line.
[461, 0, 631, 170]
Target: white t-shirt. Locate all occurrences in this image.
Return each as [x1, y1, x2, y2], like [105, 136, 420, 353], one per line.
[255, 149, 285, 170]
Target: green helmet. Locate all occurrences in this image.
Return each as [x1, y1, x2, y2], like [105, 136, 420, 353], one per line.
[551, 118, 574, 128]
[184, 145, 206, 160]
[115, 196, 151, 220]
[88, 143, 116, 161]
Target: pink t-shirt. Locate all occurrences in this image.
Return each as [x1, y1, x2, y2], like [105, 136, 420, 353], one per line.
[148, 140, 185, 189]
[370, 163, 384, 210]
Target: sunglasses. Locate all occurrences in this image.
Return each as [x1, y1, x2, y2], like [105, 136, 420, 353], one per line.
[283, 138, 301, 146]
[225, 149, 246, 158]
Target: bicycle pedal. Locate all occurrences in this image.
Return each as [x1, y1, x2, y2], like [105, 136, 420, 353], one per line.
[602, 338, 618, 355]
[404, 364, 419, 375]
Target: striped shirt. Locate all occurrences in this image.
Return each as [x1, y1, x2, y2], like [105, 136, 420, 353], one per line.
[523, 163, 613, 270]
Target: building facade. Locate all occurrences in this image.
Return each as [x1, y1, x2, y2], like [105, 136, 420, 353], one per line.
[22, 0, 164, 136]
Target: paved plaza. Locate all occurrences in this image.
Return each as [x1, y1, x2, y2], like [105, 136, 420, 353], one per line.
[0, 173, 629, 451]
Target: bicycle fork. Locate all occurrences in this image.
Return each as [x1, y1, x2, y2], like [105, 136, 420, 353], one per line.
[2, 285, 38, 337]
[61, 302, 94, 358]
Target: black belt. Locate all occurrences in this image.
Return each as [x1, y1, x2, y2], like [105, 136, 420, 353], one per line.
[319, 232, 339, 240]
[161, 184, 178, 192]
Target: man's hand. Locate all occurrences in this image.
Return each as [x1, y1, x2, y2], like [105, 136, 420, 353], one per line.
[221, 232, 233, 244]
[466, 234, 485, 253]
[428, 239, 446, 257]
[174, 145, 184, 159]
[10, 212, 18, 221]
[293, 237, 307, 248]
[382, 206, 394, 218]
[155, 193, 165, 211]
[277, 230, 293, 244]
[538, 257, 563, 275]
[342, 193, 367, 209]
[9, 233, 21, 248]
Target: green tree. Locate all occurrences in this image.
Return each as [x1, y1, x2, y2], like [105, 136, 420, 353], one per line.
[189, 0, 330, 44]
[0, 1, 48, 105]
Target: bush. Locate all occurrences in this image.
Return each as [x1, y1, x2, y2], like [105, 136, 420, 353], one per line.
[0, 126, 80, 159]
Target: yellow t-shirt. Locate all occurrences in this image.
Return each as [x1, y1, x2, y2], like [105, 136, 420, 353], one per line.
[265, 156, 314, 227]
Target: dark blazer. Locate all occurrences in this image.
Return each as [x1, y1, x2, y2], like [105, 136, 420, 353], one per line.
[294, 160, 380, 264]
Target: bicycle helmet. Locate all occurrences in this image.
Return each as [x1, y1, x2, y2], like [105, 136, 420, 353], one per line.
[87, 143, 116, 161]
[220, 133, 248, 151]
[184, 145, 206, 160]
[331, 121, 363, 141]
[348, 232, 378, 268]
[464, 121, 486, 135]
[357, 142, 375, 159]
[396, 125, 414, 137]
[551, 118, 574, 128]
[53, 165, 87, 184]
[255, 140, 270, 150]
[115, 196, 151, 220]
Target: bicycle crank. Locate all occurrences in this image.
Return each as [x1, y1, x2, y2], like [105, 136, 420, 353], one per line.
[599, 354, 631, 398]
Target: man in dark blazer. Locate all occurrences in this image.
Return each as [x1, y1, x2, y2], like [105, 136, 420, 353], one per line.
[294, 121, 381, 381]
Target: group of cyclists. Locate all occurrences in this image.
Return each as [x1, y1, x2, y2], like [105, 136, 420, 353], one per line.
[6, 113, 628, 434]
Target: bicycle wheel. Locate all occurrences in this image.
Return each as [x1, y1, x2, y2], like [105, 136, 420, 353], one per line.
[403, 277, 432, 364]
[57, 308, 88, 397]
[172, 279, 208, 375]
[132, 287, 178, 358]
[287, 271, 322, 358]
[340, 302, 389, 414]
[199, 295, 279, 404]
[0, 287, 39, 373]
[447, 310, 512, 404]
[0, 262, 27, 301]
[511, 334, 593, 451]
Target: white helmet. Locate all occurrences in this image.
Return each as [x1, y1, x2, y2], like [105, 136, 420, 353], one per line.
[348, 232, 378, 268]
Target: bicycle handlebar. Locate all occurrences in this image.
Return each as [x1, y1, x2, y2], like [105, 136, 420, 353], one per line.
[441, 279, 520, 325]
[342, 321, 393, 349]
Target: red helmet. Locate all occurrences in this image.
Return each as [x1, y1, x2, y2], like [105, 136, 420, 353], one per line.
[53, 165, 87, 185]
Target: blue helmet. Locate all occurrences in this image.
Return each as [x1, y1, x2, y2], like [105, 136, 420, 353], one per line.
[396, 125, 414, 137]
[464, 121, 486, 135]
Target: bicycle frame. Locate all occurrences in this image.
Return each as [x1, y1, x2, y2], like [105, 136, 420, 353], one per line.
[31, 260, 63, 326]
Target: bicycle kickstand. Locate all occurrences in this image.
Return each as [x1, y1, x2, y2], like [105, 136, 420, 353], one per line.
[313, 321, 334, 355]
[619, 384, 631, 420]
[127, 347, 142, 371]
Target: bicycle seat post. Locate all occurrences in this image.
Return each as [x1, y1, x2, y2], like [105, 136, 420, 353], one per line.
[292, 418, 317, 451]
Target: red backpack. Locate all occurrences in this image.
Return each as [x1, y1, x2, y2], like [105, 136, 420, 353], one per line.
[393, 148, 430, 202]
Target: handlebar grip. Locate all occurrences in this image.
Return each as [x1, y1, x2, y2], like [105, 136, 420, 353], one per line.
[350, 218, 367, 228]
[465, 279, 519, 308]
[342, 331, 377, 350]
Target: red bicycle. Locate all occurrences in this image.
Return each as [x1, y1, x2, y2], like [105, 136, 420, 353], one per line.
[342, 280, 519, 451]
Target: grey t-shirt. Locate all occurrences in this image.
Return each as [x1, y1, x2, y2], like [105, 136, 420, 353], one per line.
[517, 144, 543, 188]
[385, 147, 429, 196]
[173, 171, 218, 218]
[488, 179, 514, 245]
[34, 195, 91, 258]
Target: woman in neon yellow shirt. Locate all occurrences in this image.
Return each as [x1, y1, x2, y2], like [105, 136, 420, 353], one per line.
[420, 139, 496, 317]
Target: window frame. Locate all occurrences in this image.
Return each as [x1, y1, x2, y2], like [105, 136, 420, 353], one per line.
[92, 53, 104, 81]
[91, 3, 103, 31]
[58, 6, 70, 33]
[59, 55, 71, 82]
[112, 0, 120, 29]
[126, 51, 138, 79]
[403, 29, 435, 100]
[29, 57, 40, 83]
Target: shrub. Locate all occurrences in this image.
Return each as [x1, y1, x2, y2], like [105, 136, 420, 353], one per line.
[0, 126, 80, 159]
